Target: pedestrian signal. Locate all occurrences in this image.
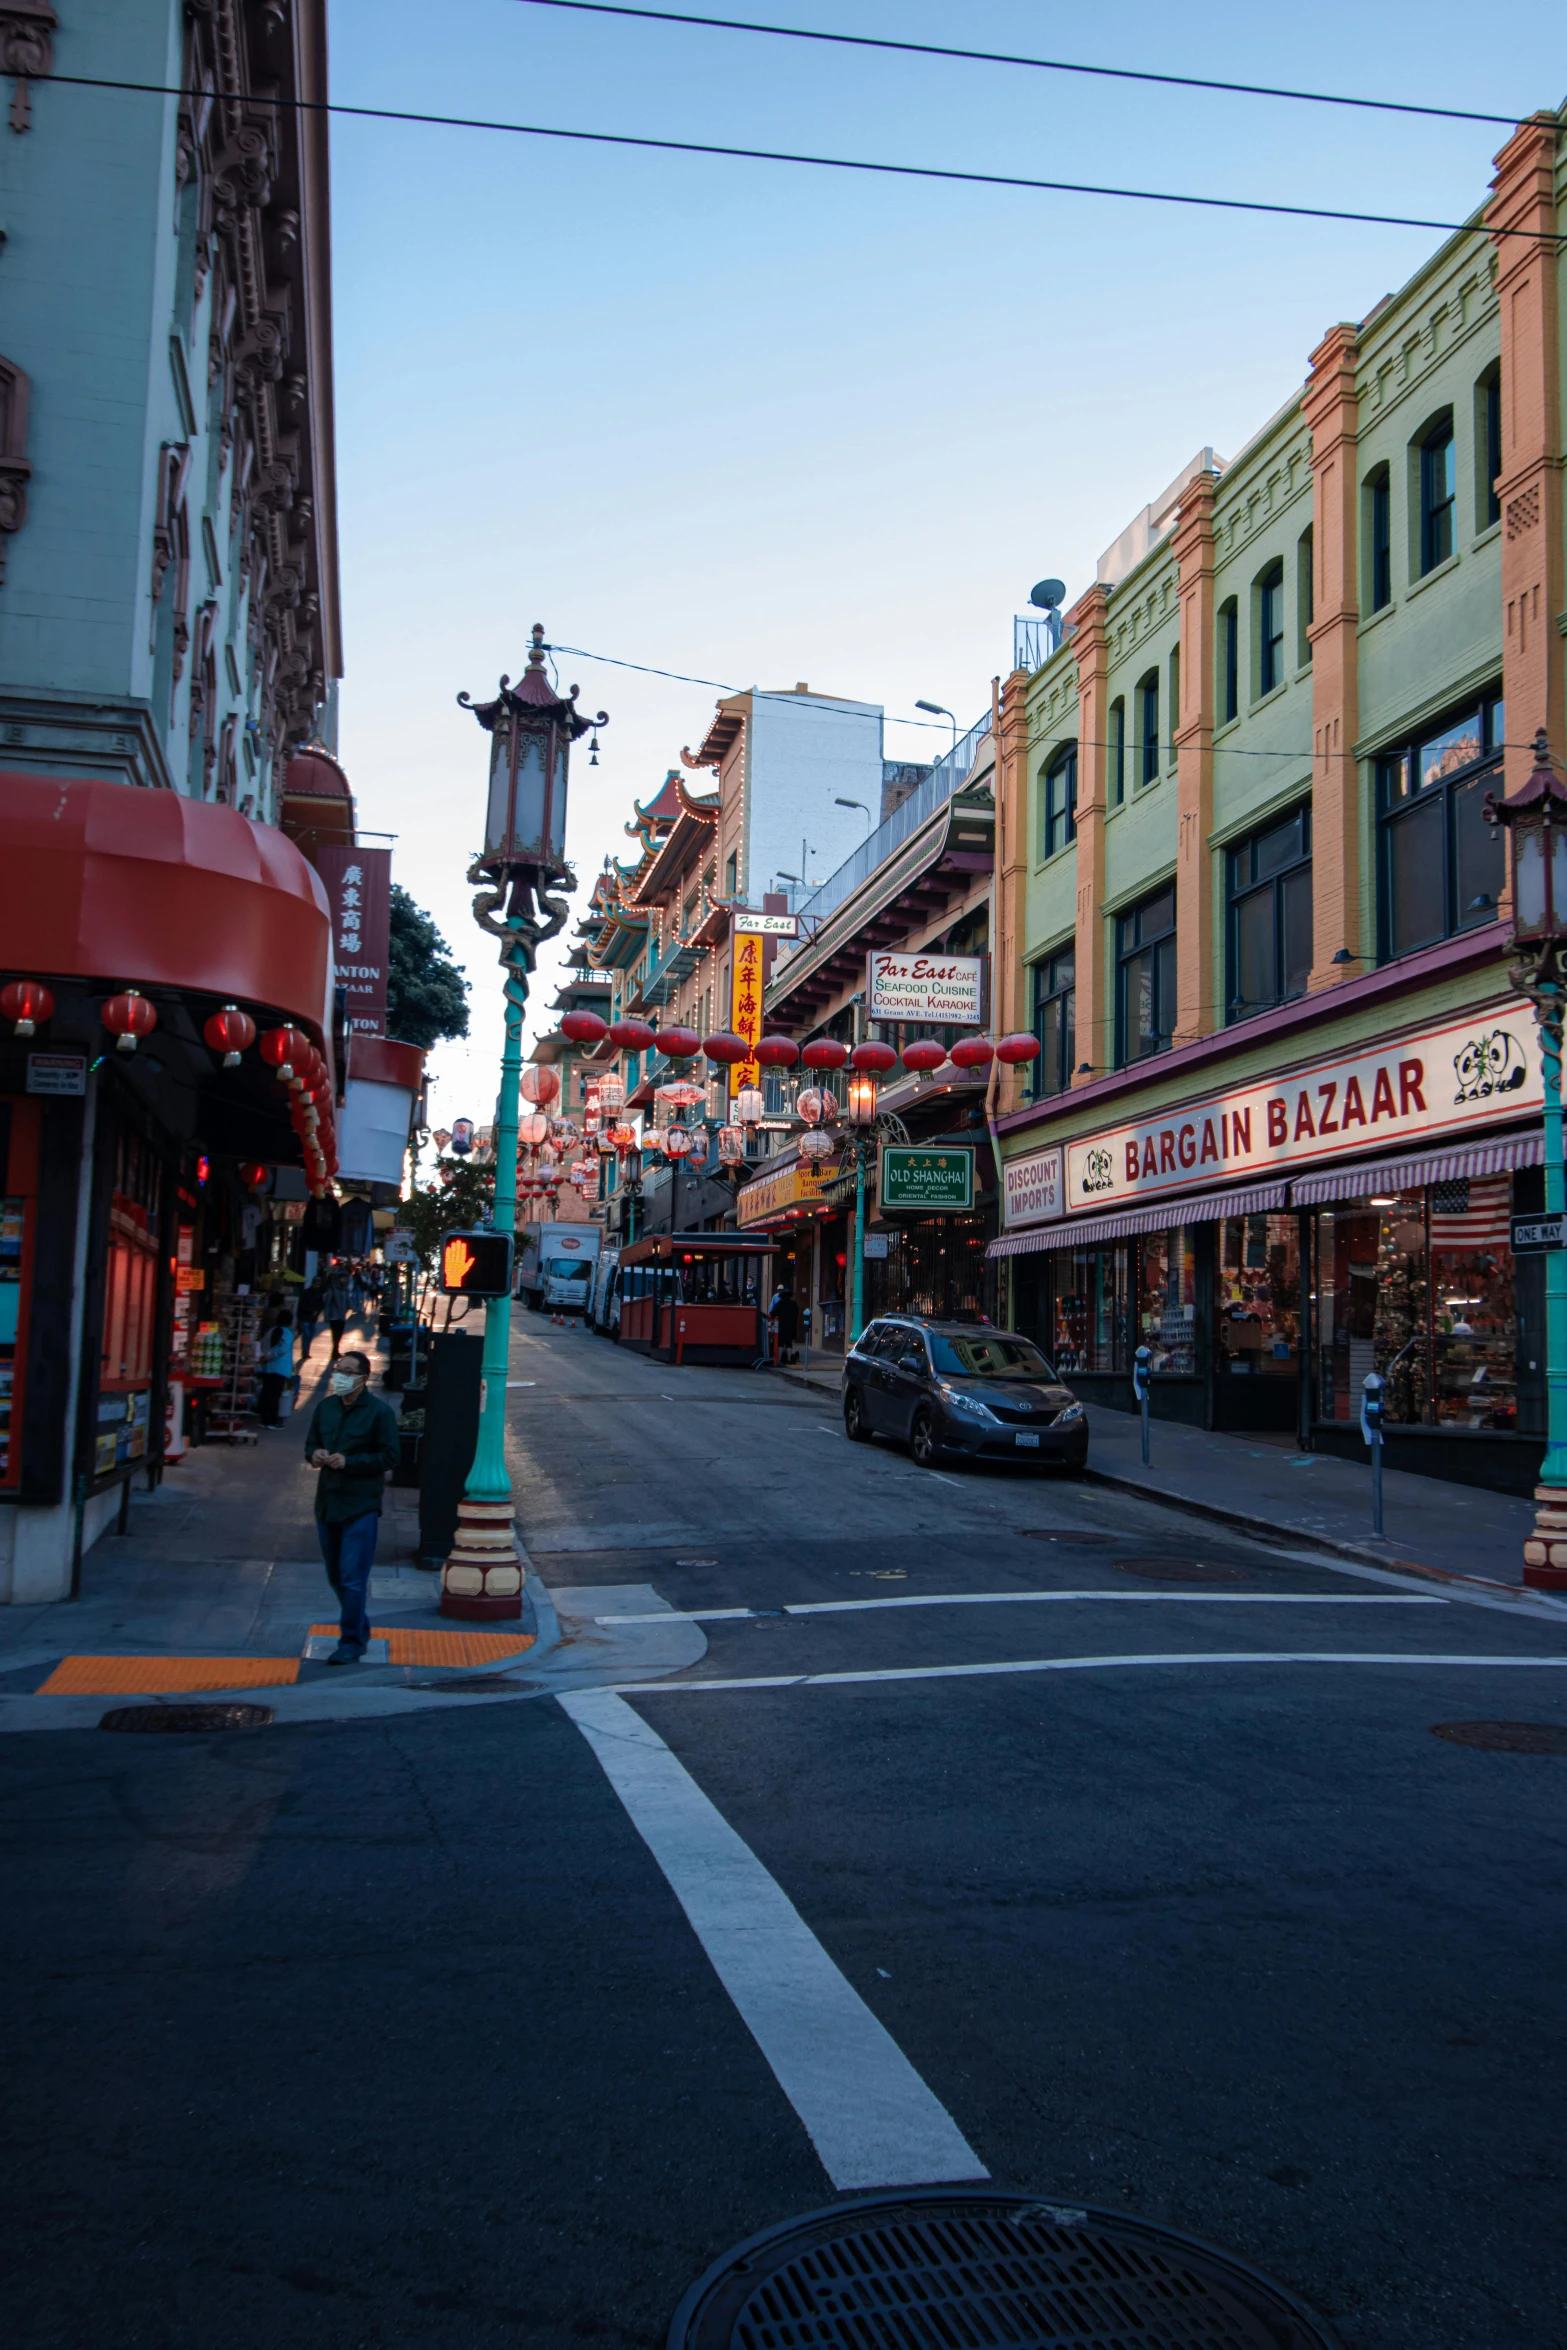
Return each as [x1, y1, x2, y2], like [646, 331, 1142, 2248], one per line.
[440, 1229, 512, 1297]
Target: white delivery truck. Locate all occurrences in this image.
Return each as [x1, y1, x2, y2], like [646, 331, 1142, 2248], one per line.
[516, 1221, 602, 1316]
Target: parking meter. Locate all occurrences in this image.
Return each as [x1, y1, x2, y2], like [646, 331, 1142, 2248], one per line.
[1360, 1371, 1385, 1538]
[1133, 1344, 1152, 1466]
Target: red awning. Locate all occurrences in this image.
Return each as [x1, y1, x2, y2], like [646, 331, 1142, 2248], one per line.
[0, 773, 332, 1038]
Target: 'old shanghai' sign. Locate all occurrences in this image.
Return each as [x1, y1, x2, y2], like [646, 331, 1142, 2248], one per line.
[1064, 1003, 1542, 1212]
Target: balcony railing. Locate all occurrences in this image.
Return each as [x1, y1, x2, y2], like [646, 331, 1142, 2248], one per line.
[787, 710, 992, 937]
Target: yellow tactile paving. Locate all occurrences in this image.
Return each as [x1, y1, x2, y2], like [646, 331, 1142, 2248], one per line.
[38, 1655, 302, 1696]
[308, 1625, 536, 1667]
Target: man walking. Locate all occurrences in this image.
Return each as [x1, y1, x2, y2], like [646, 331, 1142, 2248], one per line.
[320, 1261, 351, 1360]
[296, 1276, 324, 1363]
[303, 1349, 400, 1665]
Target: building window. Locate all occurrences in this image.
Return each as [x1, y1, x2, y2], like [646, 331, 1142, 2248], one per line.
[1377, 695, 1506, 961]
[1041, 744, 1077, 859]
[1257, 562, 1285, 696]
[1366, 466, 1392, 612]
[1218, 598, 1238, 724]
[1226, 804, 1312, 1022]
[723, 850, 737, 897]
[1031, 949, 1076, 1097]
[1419, 413, 1456, 573]
[1479, 365, 1502, 530]
[1116, 884, 1176, 1066]
[1109, 697, 1126, 804]
[1297, 526, 1314, 666]
[1137, 670, 1159, 786]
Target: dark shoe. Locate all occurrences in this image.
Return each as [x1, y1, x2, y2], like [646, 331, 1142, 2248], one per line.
[325, 1643, 362, 1666]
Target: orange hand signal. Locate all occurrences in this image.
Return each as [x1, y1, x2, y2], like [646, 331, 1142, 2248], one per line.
[443, 1236, 476, 1288]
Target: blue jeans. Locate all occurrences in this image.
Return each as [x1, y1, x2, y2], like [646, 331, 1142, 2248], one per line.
[317, 1511, 379, 1652]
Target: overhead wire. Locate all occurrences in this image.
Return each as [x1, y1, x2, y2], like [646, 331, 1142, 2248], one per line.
[45, 72, 1558, 243]
[516, 0, 1528, 130]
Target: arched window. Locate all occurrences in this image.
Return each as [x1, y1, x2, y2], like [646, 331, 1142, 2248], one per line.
[1476, 365, 1501, 531]
[1217, 598, 1239, 724]
[1109, 697, 1126, 804]
[1364, 465, 1392, 612]
[1256, 562, 1285, 696]
[1041, 743, 1077, 858]
[1137, 671, 1159, 786]
[1418, 412, 1456, 573]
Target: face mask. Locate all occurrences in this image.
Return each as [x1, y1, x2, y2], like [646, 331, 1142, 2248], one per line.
[329, 1372, 360, 1397]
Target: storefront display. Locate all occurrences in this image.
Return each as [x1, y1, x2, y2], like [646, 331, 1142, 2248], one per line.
[1217, 1215, 1300, 1384]
[1138, 1227, 1197, 1375]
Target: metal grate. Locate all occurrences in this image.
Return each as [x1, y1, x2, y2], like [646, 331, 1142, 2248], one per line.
[98, 1703, 273, 1733]
[1431, 1720, 1567, 1754]
[670, 2193, 1340, 2350]
[1113, 1558, 1251, 1584]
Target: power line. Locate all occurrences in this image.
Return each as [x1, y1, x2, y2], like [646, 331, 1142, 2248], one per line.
[547, 641, 962, 733]
[517, 0, 1526, 130]
[47, 73, 1557, 243]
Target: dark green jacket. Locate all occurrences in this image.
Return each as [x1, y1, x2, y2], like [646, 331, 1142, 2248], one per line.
[303, 1390, 401, 1522]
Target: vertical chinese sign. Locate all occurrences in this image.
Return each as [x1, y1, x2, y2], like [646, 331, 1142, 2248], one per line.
[730, 930, 763, 1097]
[315, 846, 392, 1037]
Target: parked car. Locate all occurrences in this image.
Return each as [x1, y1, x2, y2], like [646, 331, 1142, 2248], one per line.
[843, 1315, 1088, 1472]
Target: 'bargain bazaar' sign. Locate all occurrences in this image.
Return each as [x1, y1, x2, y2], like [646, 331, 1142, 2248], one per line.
[1064, 1002, 1541, 1212]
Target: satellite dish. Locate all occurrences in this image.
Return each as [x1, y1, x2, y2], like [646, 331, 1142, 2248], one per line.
[1029, 578, 1066, 612]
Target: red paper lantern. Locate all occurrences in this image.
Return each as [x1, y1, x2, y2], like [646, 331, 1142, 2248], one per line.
[755, 1035, 800, 1069]
[901, 1038, 947, 1074]
[259, 1025, 309, 1078]
[801, 1037, 849, 1070]
[203, 1005, 256, 1065]
[995, 1032, 1042, 1066]
[849, 1039, 897, 1074]
[702, 1031, 750, 1065]
[608, 1016, 657, 1052]
[519, 1064, 561, 1107]
[239, 1162, 269, 1190]
[949, 1035, 995, 1070]
[561, 1010, 608, 1045]
[102, 988, 158, 1054]
[657, 1025, 701, 1060]
[1, 980, 54, 1037]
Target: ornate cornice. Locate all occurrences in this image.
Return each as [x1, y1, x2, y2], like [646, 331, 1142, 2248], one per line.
[2, 0, 55, 133]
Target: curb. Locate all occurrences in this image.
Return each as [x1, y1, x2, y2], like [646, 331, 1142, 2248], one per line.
[1082, 1465, 1542, 1605]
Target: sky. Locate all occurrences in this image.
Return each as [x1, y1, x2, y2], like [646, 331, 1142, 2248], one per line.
[325, 0, 1565, 1140]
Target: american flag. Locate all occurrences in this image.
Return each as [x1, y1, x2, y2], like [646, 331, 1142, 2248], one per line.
[1429, 1175, 1512, 1253]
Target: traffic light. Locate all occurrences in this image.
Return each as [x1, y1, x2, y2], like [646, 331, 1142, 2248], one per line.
[439, 1228, 513, 1297]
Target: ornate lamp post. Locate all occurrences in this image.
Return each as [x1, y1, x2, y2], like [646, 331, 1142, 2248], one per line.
[441, 623, 607, 1620]
[843, 1040, 898, 1344]
[1487, 729, 1567, 1589]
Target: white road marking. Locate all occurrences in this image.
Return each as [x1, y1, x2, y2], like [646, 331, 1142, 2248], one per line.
[605, 1650, 1567, 1695]
[560, 1686, 987, 2192]
[595, 1592, 1448, 1623]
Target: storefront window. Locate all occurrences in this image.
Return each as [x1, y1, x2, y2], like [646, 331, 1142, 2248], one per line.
[1430, 1175, 1517, 1430]
[1216, 1214, 1300, 1377]
[1023, 1245, 1127, 1375]
[1316, 1194, 1431, 1425]
[1137, 1227, 1197, 1374]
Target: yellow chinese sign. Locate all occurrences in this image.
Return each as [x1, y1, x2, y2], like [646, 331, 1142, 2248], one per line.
[730, 930, 763, 1096]
[736, 1158, 831, 1227]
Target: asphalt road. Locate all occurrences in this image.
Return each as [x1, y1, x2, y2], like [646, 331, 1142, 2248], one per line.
[4, 1313, 1567, 2348]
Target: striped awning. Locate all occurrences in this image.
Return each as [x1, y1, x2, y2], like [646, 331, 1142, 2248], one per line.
[1289, 1127, 1542, 1205]
[986, 1180, 1289, 1259]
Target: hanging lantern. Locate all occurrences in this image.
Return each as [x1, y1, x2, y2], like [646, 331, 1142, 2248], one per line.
[663, 1125, 694, 1159]
[608, 1016, 657, 1052]
[658, 1024, 701, 1060]
[995, 1032, 1042, 1066]
[520, 1110, 550, 1146]
[597, 1073, 626, 1113]
[560, 1009, 608, 1045]
[799, 1127, 834, 1162]
[901, 1037, 947, 1074]
[0, 980, 54, 1037]
[538, 1141, 559, 1166]
[850, 1039, 897, 1075]
[796, 1086, 839, 1126]
[702, 1031, 750, 1066]
[949, 1035, 995, 1070]
[102, 988, 158, 1054]
[736, 1085, 765, 1126]
[596, 1131, 617, 1156]
[717, 1124, 745, 1164]
[519, 1065, 561, 1106]
[260, 1025, 309, 1080]
[755, 1035, 800, 1069]
[611, 1122, 638, 1149]
[801, 1037, 849, 1071]
[239, 1162, 269, 1190]
[845, 1069, 879, 1126]
[551, 1118, 580, 1144]
[432, 1128, 452, 1151]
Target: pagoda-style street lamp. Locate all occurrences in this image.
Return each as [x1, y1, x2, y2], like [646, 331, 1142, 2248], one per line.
[1487, 728, 1567, 1589]
[442, 623, 607, 1620]
[844, 1039, 897, 1344]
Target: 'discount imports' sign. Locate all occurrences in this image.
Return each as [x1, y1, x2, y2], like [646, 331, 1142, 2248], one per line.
[1064, 1002, 1542, 1212]
[879, 1145, 974, 1213]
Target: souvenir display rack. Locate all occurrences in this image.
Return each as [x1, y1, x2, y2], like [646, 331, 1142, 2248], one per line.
[204, 1295, 261, 1443]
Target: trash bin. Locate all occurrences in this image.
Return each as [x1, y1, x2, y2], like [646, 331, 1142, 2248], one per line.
[416, 1332, 481, 1567]
[382, 1320, 418, 1392]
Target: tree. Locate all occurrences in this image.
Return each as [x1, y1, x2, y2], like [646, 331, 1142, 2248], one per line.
[386, 886, 470, 1050]
[396, 1156, 495, 1271]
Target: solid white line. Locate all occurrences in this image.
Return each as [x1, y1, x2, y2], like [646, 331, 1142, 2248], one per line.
[560, 1686, 987, 2193]
[594, 1592, 1448, 1623]
[605, 1649, 1567, 1694]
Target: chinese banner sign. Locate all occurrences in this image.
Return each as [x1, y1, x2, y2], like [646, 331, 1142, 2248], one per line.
[315, 846, 392, 1036]
[730, 930, 763, 1097]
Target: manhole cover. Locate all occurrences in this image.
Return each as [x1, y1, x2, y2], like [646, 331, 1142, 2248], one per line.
[669, 2189, 1341, 2350]
[99, 1703, 273, 1733]
[1114, 1557, 1251, 1583]
[1431, 1720, 1567, 1754]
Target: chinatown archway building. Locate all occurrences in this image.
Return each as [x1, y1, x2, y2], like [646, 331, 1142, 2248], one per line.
[0, 0, 346, 1601]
